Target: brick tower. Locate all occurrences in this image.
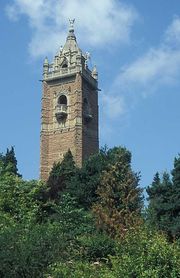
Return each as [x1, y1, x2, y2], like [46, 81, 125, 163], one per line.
[40, 20, 99, 180]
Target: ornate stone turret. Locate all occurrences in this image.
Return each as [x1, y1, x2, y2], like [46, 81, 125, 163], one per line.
[40, 20, 99, 180]
[43, 57, 49, 79]
[42, 20, 97, 87]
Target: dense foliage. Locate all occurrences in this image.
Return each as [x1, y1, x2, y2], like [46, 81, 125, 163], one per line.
[92, 148, 143, 238]
[0, 146, 179, 277]
[47, 150, 76, 200]
[147, 155, 180, 239]
[0, 147, 21, 177]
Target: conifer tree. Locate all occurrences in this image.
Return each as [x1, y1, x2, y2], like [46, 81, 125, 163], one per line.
[171, 154, 180, 238]
[146, 172, 165, 205]
[1, 147, 21, 177]
[67, 148, 108, 209]
[67, 146, 133, 209]
[172, 154, 180, 187]
[92, 148, 143, 238]
[0, 153, 4, 176]
[47, 149, 76, 200]
[146, 169, 180, 239]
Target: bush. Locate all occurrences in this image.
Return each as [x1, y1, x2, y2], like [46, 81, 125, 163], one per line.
[0, 220, 69, 278]
[78, 232, 116, 261]
[46, 261, 107, 278]
[104, 227, 180, 278]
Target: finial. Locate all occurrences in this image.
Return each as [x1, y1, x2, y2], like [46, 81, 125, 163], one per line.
[43, 57, 49, 77]
[67, 18, 76, 40]
[92, 65, 98, 80]
[43, 56, 49, 65]
[85, 52, 91, 68]
[92, 65, 97, 71]
[69, 18, 75, 31]
[59, 45, 63, 53]
[85, 52, 91, 61]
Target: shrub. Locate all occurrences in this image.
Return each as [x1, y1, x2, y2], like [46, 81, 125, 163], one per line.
[104, 227, 180, 278]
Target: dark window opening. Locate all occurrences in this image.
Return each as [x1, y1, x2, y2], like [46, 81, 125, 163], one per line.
[61, 58, 68, 68]
[58, 95, 67, 105]
[62, 63, 68, 68]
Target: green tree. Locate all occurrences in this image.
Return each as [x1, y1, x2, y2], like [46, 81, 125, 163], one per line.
[47, 149, 76, 200]
[171, 154, 180, 238]
[103, 227, 180, 278]
[67, 146, 132, 209]
[147, 172, 170, 230]
[0, 172, 46, 222]
[1, 147, 21, 177]
[92, 148, 143, 238]
[0, 154, 4, 175]
[146, 168, 180, 239]
[172, 154, 180, 186]
[67, 149, 107, 209]
[0, 219, 69, 278]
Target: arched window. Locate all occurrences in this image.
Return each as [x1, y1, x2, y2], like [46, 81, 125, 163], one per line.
[58, 95, 67, 105]
[62, 63, 68, 68]
[61, 58, 68, 68]
[56, 95, 68, 122]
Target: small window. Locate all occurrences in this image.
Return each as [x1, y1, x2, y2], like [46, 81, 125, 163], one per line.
[61, 58, 68, 68]
[58, 95, 67, 105]
[62, 63, 68, 68]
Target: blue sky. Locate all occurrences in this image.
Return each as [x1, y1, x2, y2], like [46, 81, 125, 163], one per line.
[0, 0, 180, 191]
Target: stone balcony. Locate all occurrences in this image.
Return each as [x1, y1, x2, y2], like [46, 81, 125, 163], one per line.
[55, 104, 67, 121]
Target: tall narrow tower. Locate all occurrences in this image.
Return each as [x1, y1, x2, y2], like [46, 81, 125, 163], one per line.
[40, 20, 99, 180]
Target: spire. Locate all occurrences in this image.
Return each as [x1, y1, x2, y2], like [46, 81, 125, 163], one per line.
[61, 19, 80, 54]
[67, 18, 76, 41]
[43, 56, 49, 65]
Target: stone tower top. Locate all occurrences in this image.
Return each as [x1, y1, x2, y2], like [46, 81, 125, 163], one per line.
[43, 20, 98, 89]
